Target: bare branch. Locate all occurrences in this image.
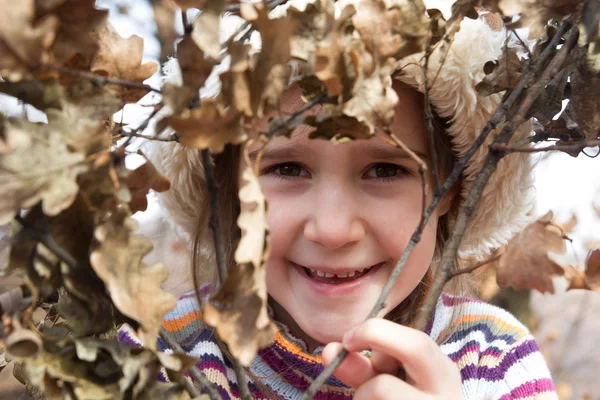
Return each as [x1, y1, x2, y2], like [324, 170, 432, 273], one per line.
[43, 65, 161, 95]
[265, 93, 327, 139]
[449, 253, 501, 279]
[491, 139, 600, 154]
[159, 328, 222, 400]
[413, 23, 579, 332]
[115, 131, 179, 143]
[423, 20, 441, 192]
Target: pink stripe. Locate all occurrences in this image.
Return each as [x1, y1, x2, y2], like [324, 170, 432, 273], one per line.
[498, 378, 556, 399]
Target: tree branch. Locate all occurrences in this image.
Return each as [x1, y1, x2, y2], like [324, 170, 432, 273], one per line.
[491, 139, 600, 155]
[44, 65, 161, 95]
[265, 93, 327, 139]
[413, 23, 579, 332]
[449, 254, 501, 279]
[159, 328, 222, 400]
[301, 20, 575, 399]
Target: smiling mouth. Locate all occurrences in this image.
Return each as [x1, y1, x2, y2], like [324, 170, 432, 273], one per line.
[297, 262, 384, 284]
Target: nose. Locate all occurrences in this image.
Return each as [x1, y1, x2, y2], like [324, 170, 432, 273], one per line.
[303, 184, 365, 249]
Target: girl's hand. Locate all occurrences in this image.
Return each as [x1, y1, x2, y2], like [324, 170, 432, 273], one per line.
[321, 319, 464, 400]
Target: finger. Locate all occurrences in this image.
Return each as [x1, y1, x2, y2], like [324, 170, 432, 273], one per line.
[354, 374, 426, 400]
[343, 319, 457, 393]
[322, 342, 377, 389]
[370, 349, 402, 375]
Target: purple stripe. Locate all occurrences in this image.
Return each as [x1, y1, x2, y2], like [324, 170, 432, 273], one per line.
[259, 346, 352, 398]
[498, 378, 556, 399]
[118, 330, 142, 348]
[448, 340, 504, 362]
[459, 339, 540, 382]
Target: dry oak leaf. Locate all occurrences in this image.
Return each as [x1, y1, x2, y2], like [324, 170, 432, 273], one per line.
[476, 46, 525, 97]
[567, 249, 600, 291]
[35, 0, 109, 67]
[352, 0, 427, 62]
[126, 152, 171, 214]
[0, 0, 59, 81]
[204, 153, 275, 366]
[496, 211, 567, 294]
[90, 21, 158, 103]
[191, 8, 222, 60]
[162, 100, 246, 153]
[176, 35, 215, 92]
[152, 0, 179, 62]
[240, 1, 294, 116]
[499, 0, 581, 40]
[0, 117, 87, 225]
[90, 208, 177, 350]
[314, 3, 357, 97]
[169, 0, 207, 10]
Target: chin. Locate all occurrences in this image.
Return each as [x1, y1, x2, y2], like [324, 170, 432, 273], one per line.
[295, 310, 363, 345]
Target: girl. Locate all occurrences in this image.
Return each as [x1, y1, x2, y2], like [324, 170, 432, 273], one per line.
[120, 4, 557, 400]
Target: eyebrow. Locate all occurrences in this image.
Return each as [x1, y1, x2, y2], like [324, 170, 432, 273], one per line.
[358, 143, 429, 162]
[248, 141, 428, 163]
[248, 142, 316, 163]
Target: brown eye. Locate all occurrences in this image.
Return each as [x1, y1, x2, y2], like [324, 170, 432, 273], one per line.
[278, 163, 303, 176]
[375, 164, 399, 178]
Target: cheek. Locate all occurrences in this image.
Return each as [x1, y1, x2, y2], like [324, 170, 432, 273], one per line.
[263, 192, 301, 257]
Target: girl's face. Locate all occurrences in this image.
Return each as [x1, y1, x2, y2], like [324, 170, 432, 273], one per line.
[248, 85, 446, 349]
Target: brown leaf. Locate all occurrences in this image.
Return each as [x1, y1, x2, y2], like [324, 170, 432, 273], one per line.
[220, 41, 253, 116]
[314, 4, 356, 97]
[241, 1, 294, 116]
[352, 0, 427, 62]
[126, 152, 171, 214]
[580, 0, 600, 72]
[476, 46, 525, 96]
[0, 117, 87, 225]
[90, 21, 158, 103]
[0, 0, 59, 81]
[496, 211, 567, 294]
[565, 62, 600, 140]
[176, 36, 215, 92]
[35, 0, 109, 67]
[152, 0, 179, 62]
[204, 151, 275, 366]
[162, 99, 246, 153]
[90, 207, 177, 349]
[304, 113, 371, 142]
[583, 249, 600, 291]
[169, 0, 207, 9]
[499, 0, 581, 39]
[191, 8, 222, 60]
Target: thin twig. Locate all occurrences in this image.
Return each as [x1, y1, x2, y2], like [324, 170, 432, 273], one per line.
[115, 131, 179, 143]
[491, 139, 600, 154]
[121, 103, 165, 149]
[301, 20, 574, 399]
[159, 328, 222, 400]
[15, 216, 79, 272]
[44, 65, 161, 95]
[423, 20, 441, 192]
[413, 23, 579, 332]
[265, 93, 327, 139]
[449, 253, 502, 278]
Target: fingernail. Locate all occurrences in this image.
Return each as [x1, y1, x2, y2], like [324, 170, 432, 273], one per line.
[342, 328, 354, 345]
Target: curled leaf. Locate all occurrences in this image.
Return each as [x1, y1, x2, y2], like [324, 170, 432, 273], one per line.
[126, 152, 171, 214]
[496, 211, 568, 294]
[90, 207, 177, 349]
[204, 147, 275, 366]
[162, 99, 246, 153]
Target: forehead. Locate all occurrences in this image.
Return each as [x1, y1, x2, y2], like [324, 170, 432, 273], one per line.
[253, 84, 428, 157]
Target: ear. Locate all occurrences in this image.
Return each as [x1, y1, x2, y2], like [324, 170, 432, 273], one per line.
[437, 179, 462, 217]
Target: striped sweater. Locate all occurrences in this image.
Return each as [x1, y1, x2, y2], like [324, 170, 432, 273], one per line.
[119, 290, 558, 399]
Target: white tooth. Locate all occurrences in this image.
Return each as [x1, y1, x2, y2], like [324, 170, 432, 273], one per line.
[348, 271, 356, 277]
[316, 270, 325, 277]
[337, 273, 348, 278]
[325, 273, 334, 278]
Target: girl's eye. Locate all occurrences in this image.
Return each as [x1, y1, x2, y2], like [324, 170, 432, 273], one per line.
[263, 162, 309, 180]
[364, 163, 408, 181]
